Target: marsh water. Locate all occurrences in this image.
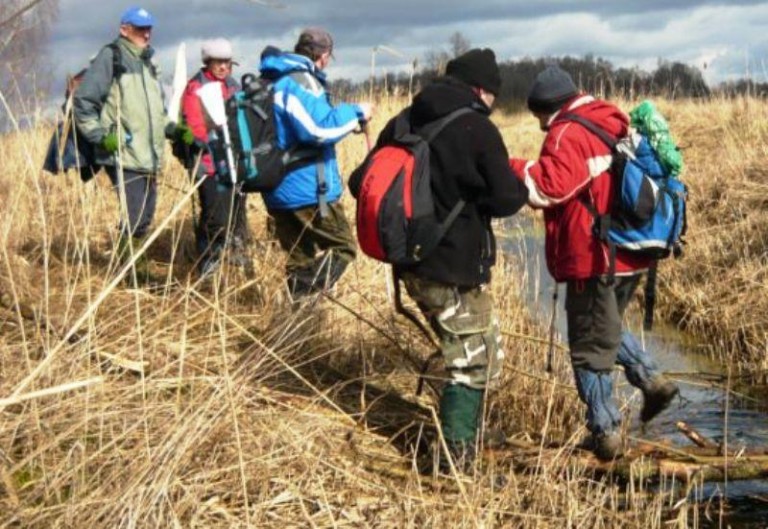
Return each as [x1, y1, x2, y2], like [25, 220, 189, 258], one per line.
[502, 216, 768, 527]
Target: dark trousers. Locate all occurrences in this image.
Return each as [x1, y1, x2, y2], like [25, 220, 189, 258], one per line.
[565, 274, 641, 371]
[195, 175, 249, 259]
[564, 273, 665, 434]
[106, 166, 157, 239]
[270, 202, 356, 297]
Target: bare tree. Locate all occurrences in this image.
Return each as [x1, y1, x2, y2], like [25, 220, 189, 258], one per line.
[424, 49, 450, 75]
[448, 31, 471, 58]
[0, 0, 58, 129]
[423, 32, 472, 76]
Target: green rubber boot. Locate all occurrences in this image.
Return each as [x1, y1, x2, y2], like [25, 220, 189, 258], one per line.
[438, 384, 484, 474]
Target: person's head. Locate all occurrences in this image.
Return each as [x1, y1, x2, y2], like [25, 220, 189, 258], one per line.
[445, 48, 502, 109]
[201, 38, 237, 80]
[119, 6, 155, 49]
[294, 27, 334, 70]
[260, 45, 282, 61]
[527, 65, 579, 131]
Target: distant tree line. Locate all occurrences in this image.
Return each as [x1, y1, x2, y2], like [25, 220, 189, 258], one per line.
[334, 53, 717, 111]
[331, 31, 768, 111]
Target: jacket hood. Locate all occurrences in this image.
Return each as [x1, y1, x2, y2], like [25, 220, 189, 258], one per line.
[552, 95, 629, 139]
[410, 76, 490, 127]
[259, 52, 326, 84]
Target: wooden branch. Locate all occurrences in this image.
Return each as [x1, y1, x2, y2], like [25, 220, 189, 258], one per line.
[676, 421, 718, 449]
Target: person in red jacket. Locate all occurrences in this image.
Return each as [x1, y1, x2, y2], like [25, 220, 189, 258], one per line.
[181, 38, 249, 276]
[510, 66, 679, 460]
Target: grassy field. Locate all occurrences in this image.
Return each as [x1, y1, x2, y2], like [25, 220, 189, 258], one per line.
[0, 94, 765, 527]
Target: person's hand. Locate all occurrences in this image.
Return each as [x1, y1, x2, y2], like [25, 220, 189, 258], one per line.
[175, 124, 195, 146]
[193, 138, 209, 152]
[101, 132, 119, 154]
[164, 122, 195, 145]
[357, 102, 375, 122]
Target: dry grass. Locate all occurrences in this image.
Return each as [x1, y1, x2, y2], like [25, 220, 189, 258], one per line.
[640, 98, 768, 373]
[0, 94, 757, 527]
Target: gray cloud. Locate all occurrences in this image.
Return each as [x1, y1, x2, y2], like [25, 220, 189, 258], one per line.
[48, 0, 768, 94]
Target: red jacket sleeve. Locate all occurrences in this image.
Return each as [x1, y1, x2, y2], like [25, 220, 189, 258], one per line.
[181, 79, 208, 142]
[511, 122, 611, 209]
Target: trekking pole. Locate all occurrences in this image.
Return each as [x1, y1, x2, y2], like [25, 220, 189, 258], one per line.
[360, 119, 372, 152]
[644, 261, 658, 331]
[546, 287, 559, 374]
[391, 268, 441, 396]
[392, 268, 437, 347]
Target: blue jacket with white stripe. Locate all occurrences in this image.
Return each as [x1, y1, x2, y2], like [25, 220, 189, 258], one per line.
[259, 53, 364, 211]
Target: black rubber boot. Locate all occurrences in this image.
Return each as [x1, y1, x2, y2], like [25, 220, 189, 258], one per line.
[579, 431, 624, 461]
[640, 376, 680, 423]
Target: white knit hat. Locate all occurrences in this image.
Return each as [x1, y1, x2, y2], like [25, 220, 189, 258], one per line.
[201, 38, 237, 64]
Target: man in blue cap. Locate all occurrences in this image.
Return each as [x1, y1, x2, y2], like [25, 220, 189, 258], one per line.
[74, 6, 192, 284]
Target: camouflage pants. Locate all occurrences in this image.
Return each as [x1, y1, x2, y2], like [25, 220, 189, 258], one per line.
[402, 274, 503, 390]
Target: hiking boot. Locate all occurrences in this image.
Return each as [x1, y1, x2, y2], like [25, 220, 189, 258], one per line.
[640, 376, 680, 423]
[198, 255, 221, 279]
[227, 236, 250, 267]
[579, 432, 624, 461]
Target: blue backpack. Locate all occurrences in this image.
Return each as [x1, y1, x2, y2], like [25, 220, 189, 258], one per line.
[560, 112, 687, 260]
[211, 72, 322, 194]
[559, 112, 687, 329]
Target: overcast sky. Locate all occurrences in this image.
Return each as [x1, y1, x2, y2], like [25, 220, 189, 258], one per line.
[49, 0, 768, 90]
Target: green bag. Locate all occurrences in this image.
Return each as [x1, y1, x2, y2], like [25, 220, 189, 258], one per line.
[629, 100, 684, 177]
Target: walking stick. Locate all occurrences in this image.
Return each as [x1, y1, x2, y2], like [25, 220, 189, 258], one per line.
[391, 268, 441, 396]
[360, 119, 372, 152]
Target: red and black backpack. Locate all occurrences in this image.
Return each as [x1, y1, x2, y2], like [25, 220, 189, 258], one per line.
[354, 107, 471, 265]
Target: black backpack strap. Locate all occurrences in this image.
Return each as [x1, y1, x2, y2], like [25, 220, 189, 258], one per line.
[419, 107, 474, 142]
[558, 112, 618, 149]
[644, 261, 658, 331]
[316, 158, 329, 217]
[421, 108, 474, 244]
[559, 111, 621, 284]
[415, 107, 474, 241]
[106, 42, 126, 82]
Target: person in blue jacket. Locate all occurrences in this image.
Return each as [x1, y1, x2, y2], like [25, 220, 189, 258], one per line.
[259, 28, 374, 301]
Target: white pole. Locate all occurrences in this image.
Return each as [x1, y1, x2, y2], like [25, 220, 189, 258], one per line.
[221, 125, 237, 185]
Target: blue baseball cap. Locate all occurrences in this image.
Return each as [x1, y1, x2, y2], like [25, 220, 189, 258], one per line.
[120, 6, 155, 27]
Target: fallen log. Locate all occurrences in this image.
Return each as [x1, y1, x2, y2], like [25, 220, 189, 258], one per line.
[490, 436, 768, 483]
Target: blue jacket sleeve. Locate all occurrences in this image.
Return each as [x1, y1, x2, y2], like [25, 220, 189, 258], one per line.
[280, 80, 361, 145]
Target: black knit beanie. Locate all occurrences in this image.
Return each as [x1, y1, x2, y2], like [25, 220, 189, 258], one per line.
[527, 65, 579, 114]
[445, 48, 502, 96]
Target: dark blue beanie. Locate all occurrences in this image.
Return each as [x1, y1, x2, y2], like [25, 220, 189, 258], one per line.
[527, 65, 579, 114]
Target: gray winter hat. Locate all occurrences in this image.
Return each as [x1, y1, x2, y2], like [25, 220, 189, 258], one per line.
[527, 65, 579, 114]
[201, 38, 238, 64]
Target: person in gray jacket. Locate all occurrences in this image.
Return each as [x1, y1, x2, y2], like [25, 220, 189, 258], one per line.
[74, 6, 191, 282]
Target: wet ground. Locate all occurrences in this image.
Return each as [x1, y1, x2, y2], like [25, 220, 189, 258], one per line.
[503, 217, 768, 527]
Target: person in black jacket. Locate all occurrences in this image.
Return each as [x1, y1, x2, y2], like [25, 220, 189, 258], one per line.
[350, 48, 528, 474]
